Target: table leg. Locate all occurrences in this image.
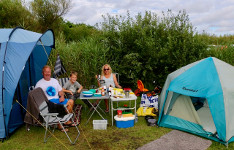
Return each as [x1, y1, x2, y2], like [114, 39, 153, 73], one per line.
[111, 100, 113, 126]
[135, 99, 137, 123]
[85, 99, 105, 125]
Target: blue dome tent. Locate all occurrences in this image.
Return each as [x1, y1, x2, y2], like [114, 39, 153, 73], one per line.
[0, 27, 55, 139]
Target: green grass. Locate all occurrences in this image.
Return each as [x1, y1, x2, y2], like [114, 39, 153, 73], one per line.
[0, 98, 233, 150]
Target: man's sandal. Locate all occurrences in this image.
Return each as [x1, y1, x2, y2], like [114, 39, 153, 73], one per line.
[64, 122, 76, 127]
[59, 128, 69, 132]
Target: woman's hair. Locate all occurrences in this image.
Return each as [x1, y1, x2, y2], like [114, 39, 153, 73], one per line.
[70, 71, 78, 77]
[101, 64, 112, 76]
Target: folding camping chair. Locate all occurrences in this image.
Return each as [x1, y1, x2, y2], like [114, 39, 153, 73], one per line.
[134, 80, 149, 96]
[30, 88, 80, 144]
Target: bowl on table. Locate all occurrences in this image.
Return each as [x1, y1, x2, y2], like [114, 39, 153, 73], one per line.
[82, 91, 94, 97]
[94, 93, 102, 97]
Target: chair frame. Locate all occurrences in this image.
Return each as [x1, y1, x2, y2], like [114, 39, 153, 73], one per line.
[39, 101, 80, 144]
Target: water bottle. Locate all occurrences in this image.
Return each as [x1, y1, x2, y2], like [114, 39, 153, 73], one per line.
[135, 113, 138, 123]
[101, 88, 105, 96]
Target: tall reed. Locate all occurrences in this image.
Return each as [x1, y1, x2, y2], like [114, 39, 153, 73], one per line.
[49, 35, 109, 88]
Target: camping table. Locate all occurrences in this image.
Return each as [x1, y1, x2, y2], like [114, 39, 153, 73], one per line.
[79, 92, 110, 124]
[110, 93, 137, 126]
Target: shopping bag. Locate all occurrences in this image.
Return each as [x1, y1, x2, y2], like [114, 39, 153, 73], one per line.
[140, 94, 158, 110]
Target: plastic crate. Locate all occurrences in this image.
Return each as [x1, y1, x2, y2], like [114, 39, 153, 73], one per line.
[114, 115, 135, 128]
[93, 120, 107, 130]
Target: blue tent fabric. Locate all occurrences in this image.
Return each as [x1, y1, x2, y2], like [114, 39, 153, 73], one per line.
[0, 27, 55, 139]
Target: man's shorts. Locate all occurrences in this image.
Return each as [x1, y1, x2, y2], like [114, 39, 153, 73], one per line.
[49, 98, 69, 105]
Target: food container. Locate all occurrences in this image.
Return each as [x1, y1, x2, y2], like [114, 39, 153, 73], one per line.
[117, 110, 122, 118]
[82, 91, 93, 97]
[94, 93, 102, 97]
[93, 120, 107, 130]
[89, 89, 96, 93]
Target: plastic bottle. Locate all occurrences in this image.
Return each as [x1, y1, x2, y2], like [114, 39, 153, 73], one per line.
[101, 88, 105, 96]
[135, 113, 138, 123]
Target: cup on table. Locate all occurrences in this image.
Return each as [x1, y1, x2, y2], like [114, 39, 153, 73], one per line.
[125, 90, 130, 98]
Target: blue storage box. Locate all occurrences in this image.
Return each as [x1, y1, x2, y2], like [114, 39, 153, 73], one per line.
[114, 115, 135, 128]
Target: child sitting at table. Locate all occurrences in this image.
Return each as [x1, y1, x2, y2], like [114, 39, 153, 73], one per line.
[63, 71, 92, 108]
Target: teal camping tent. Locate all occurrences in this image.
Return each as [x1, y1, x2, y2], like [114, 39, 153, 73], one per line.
[158, 57, 234, 145]
[0, 27, 55, 139]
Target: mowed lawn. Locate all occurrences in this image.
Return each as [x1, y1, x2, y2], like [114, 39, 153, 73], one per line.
[0, 98, 232, 150]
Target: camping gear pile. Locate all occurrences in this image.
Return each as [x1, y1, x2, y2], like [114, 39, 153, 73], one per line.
[158, 57, 234, 145]
[134, 80, 160, 127]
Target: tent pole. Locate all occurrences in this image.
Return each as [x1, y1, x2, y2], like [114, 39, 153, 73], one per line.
[39, 40, 53, 71]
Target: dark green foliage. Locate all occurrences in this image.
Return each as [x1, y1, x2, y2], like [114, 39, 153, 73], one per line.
[207, 45, 234, 65]
[99, 10, 208, 89]
[30, 0, 71, 33]
[62, 22, 101, 42]
[0, 0, 34, 29]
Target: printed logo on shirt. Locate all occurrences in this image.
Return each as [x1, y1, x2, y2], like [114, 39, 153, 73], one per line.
[46, 86, 56, 96]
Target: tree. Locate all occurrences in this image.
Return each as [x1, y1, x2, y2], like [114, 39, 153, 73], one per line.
[0, 0, 34, 29]
[30, 0, 71, 33]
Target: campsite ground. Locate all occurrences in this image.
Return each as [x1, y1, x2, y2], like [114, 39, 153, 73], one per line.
[0, 98, 232, 150]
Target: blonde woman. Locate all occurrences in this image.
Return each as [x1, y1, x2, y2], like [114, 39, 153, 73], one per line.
[96, 64, 122, 112]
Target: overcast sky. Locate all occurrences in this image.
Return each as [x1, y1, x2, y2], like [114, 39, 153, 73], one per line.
[61, 0, 234, 36]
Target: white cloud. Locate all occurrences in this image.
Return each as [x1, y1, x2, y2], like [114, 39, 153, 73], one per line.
[26, 0, 234, 35]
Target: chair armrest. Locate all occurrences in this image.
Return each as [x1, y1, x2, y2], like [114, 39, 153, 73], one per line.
[41, 113, 59, 117]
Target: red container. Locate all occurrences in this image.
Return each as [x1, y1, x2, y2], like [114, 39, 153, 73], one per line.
[117, 110, 122, 118]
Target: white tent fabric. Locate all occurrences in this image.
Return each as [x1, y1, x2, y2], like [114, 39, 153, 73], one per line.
[169, 95, 201, 124]
[197, 107, 216, 134]
[213, 58, 234, 140]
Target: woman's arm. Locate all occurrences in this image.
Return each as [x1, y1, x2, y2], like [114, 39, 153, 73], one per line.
[113, 74, 122, 89]
[95, 75, 101, 87]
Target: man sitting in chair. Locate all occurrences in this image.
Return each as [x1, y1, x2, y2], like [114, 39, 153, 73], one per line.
[35, 65, 75, 132]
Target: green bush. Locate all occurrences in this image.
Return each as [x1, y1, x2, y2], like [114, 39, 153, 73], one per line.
[99, 10, 208, 89]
